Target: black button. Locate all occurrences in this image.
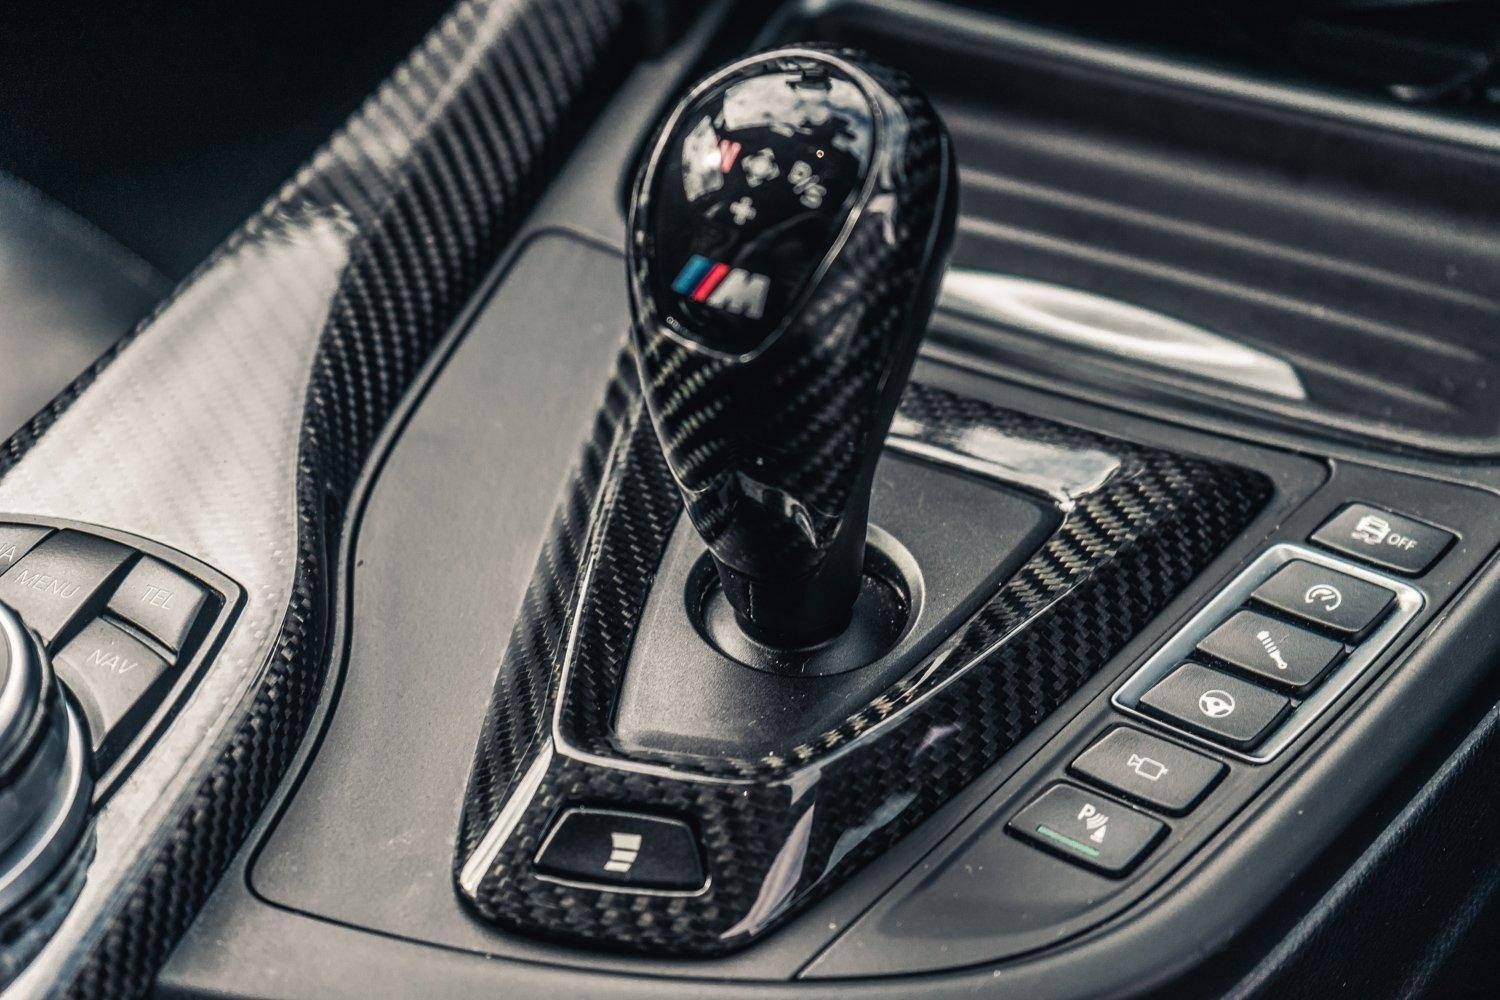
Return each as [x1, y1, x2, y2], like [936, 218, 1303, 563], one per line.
[53, 618, 169, 761]
[535, 808, 705, 891]
[1007, 783, 1166, 876]
[1069, 727, 1226, 814]
[107, 557, 210, 653]
[0, 531, 135, 646]
[1196, 610, 1344, 694]
[1250, 561, 1395, 640]
[1311, 503, 1454, 576]
[0, 525, 50, 572]
[1139, 662, 1291, 750]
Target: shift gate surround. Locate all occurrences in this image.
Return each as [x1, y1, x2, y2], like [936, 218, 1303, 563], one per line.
[454, 357, 1269, 955]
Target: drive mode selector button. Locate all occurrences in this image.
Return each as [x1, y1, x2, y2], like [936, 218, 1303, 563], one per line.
[1250, 560, 1395, 640]
[534, 808, 705, 891]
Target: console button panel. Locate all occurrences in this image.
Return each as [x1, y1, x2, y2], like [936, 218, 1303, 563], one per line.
[0, 518, 238, 782]
[1114, 544, 1423, 763]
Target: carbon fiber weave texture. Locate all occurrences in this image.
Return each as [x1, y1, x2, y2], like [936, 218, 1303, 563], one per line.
[0, 1, 641, 995]
[458, 364, 1271, 954]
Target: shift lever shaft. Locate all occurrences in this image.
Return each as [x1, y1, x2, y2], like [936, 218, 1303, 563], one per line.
[627, 45, 956, 647]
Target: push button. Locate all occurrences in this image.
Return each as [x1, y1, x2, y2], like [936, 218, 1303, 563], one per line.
[53, 618, 169, 760]
[1069, 727, 1225, 814]
[0, 531, 134, 646]
[0, 525, 49, 572]
[535, 807, 705, 891]
[107, 557, 209, 653]
[1139, 662, 1291, 749]
[1196, 610, 1343, 694]
[1311, 503, 1454, 576]
[1251, 561, 1394, 640]
[1007, 783, 1166, 876]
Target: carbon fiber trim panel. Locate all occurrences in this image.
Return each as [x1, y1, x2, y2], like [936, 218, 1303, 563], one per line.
[0, 1, 640, 995]
[456, 359, 1270, 954]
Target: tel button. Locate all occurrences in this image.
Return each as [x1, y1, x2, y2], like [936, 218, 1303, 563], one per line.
[107, 557, 210, 653]
[534, 808, 705, 891]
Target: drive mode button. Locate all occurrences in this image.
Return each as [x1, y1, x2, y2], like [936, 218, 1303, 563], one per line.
[1250, 560, 1394, 640]
[535, 807, 705, 891]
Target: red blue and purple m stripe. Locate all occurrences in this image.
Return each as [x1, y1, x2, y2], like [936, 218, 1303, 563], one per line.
[672, 254, 732, 302]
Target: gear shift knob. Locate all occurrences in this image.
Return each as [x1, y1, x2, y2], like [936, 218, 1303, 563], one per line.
[627, 45, 957, 648]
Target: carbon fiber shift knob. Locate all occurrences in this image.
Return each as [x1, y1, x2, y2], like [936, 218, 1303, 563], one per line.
[627, 45, 957, 647]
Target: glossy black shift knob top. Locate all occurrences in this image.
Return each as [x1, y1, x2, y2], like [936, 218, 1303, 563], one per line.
[627, 45, 957, 647]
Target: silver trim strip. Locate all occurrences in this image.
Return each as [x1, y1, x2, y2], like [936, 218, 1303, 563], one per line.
[937, 269, 1307, 401]
[458, 742, 554, 895]
[1112, 544, 1423, 763]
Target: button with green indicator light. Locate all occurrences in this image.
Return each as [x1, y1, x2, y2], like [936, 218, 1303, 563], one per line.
[1007, 782, 1167, 876]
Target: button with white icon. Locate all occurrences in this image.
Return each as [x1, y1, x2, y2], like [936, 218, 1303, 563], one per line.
[1196, 610, 1344, 694]
[1311, 503, 1454, 576]
[1070, 727, 1225, 814]
[1139, 662, 1291, 750]
[534, 807, 705, 892]
[1250, 561, 1395, 639]
[1008, 783, 1166, 876]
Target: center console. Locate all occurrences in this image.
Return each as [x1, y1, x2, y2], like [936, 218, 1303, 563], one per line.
[3, 1, 1497, 997]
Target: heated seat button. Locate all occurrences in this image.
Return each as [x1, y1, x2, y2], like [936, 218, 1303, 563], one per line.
[1311, 504, 1454, 576]
[107, 557, 209, 653]
[1250, 560, 1395, 640]
[0, 531, 134, 646]
[1139, 662, 1291, 750]
[535, 808, 705, 891]
[1007, 783, 1166, 876]
[53, 618, 169, 759]
[0, 524, 50, 571]
[1069, 727, 1225, 814]
[1196, 610, 1344, 694]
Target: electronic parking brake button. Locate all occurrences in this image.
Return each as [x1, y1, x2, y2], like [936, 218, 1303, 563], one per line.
[1070, 727, 1225, 814]
[0, 531, 134, 646]
[535, 807, 705, 892]
[1196, 610, 1343, 694]
[1140, 663, 1291, 750]
[1008, 783, 1166, 876]
[1251, 561, 1395, 640]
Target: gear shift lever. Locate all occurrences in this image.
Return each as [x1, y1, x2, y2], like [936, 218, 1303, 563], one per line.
[627, 46, 957, 648]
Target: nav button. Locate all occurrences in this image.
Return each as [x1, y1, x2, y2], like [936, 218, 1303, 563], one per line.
[535, 808, 705, 892]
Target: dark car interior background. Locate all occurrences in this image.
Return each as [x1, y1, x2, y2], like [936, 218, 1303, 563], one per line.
[0, 1, 1496, 997]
